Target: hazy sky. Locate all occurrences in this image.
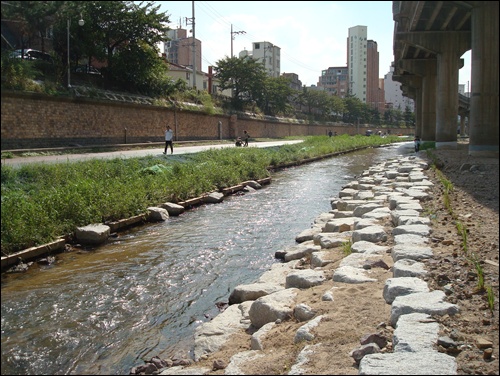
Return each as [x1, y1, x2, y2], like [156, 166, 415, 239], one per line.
[157, 1, 471, 88]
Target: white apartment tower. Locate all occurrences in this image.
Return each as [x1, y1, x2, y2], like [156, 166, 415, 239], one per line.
[250, 42, 281, 78]
[348, 25, 368, 102]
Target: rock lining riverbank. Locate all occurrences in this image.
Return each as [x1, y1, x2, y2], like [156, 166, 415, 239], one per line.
[130, 153, 467, 375]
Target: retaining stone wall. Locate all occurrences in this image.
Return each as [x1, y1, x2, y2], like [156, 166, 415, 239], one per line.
[1, 91, 413, 150]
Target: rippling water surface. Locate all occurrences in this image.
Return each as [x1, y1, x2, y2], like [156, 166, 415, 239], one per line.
[1, 143, 412, 375]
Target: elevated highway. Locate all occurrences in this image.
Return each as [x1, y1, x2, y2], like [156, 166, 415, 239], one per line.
[392, 1, 498, 157]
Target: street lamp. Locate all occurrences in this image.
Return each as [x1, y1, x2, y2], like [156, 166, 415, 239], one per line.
[67, 15, 85, 89]
[230, 24, 245, 57]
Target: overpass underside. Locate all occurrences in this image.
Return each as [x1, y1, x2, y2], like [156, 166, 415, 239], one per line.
[392, 1, 498, 157]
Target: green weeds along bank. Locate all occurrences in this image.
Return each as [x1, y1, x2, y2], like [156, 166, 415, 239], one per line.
[1, 135, 402, 255]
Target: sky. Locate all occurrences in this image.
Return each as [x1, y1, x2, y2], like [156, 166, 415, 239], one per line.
[156, 1, 471, 89]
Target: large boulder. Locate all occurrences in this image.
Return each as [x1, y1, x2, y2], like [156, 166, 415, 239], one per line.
[248, 288, 299, 329]
[75, 223, 110, 245]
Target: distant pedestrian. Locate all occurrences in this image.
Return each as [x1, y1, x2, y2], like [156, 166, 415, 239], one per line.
[243, 130, 249, 147]
[164, 126, 174, 154]
[328, 130, 333, 137]
[414, 135, 421, 152]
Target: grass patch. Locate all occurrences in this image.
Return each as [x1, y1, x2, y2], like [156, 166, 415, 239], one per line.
[342, 240, 352, 256]
[1, 135, 402, 255]
[486, 286, 495, 312]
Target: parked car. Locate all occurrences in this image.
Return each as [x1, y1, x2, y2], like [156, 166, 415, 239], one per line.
[74, 64, 101, 75]
[10, 49, 53, 63]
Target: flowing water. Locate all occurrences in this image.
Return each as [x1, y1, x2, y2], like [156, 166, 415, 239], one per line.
[1, 142, 413, 375]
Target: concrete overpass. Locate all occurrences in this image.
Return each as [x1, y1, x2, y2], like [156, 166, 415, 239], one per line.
[392, 1, 498, 157]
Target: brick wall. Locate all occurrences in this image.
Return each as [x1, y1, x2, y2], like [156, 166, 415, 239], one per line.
[1, 91, 413, 150]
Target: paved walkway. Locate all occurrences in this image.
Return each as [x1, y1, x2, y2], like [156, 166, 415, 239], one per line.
[1, 140, 303, 168]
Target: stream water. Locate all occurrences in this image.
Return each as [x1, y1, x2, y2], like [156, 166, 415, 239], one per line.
[1, 142, 413, 375]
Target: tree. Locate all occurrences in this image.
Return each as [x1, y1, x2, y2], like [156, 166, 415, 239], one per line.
[383, 108, 395, 126]
[111, 41, 175, 96]
[404, 105, 415, 127]
[369, 107, 381, 126]
[213, 56, 267, 111]
[2, 1, 63, 53]
[342, 95, 365, 124]
[259, 76, 294, 116]
[327, 94, 346, 122]
[298, 88, 332, 117]
[50, 1, 171, 87]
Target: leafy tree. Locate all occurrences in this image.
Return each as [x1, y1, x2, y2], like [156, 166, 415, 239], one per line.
[93, 1, 169, 76]
[342, 95, 365, 124]
[2, 1, 63, 53]
[327, 94, 346, 122]
[298, 88, 332, 116]
[259, 76, 294, 116]
[369, 107, 381, 126]
[213, 56, 267, 111]
[111, 41, 175, 96]
[49, 1, 171, 87]
[404, 105, 415, 127]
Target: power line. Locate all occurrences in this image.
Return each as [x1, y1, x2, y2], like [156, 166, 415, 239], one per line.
[196, 1, 322, 74]
[166, 1, 323, 82]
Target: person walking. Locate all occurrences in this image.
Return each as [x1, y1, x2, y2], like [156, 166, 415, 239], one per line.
[414, 135, 421, 152]
[243, 130, 249, 147]
[164, 126, 174, 154]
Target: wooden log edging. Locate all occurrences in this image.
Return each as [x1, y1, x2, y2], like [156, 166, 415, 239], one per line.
[1, 238, 66, 271]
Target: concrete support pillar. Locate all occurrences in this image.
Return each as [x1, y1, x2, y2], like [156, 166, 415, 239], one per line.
[435, 50, 460, 149]
[469, 1, 499, 157]
[407, 78, 422, 139]
[397, 31, 470, 147]
[421, 72, 437, 142]
[401, 59, 437, 142]
[403, 59, 437, 142]
[401, 77, 421, 137]
[414, 87, 422, 138]
[459, 113, 467, 137]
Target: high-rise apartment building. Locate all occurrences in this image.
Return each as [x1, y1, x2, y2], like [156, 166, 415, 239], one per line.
[366, 40, 385, 112]
[347, 25, 367, 102]
[347, 25, 385, 112]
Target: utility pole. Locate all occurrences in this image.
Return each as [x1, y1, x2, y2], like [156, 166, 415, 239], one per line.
[263, 43, 273, 77]
[230, 24, 245, 99]
[186, 2, 196, 89]
[191, 1, 196, 89]
[230, 24, 245, 57]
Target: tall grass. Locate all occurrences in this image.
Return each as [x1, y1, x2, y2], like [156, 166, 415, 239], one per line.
[432, 165, 454, 215]
[430, 158, 493, 305]
[1, 135, 400, 255]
